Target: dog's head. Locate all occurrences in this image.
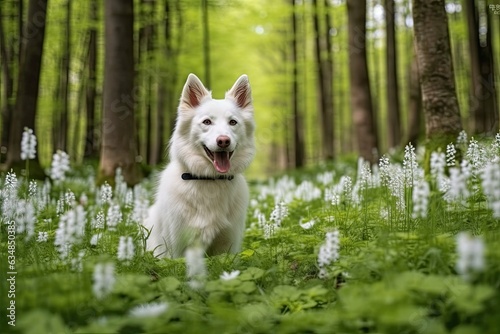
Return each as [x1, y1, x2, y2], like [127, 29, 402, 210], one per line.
[170, 74, 255, 176]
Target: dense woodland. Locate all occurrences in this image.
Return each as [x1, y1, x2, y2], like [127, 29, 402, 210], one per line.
[0, 0, 499, 184]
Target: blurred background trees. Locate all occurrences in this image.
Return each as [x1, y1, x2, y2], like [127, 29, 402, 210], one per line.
[0, 0, 498, 179]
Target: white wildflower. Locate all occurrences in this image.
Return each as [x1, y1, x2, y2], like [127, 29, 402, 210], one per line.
[270, 201, 288, 227]
[480, 161, 500, 218]
[14, 200, 35, 240]
[93, 263, 115, 299]
[5, 169, 18, 189]
[54, 205, 86, 260]
[1, 170, 18, 220]
[387, 165, 405, 212]
[117, 236, 135, 262]
[65, 190, 76, 207]
[430, 151, 445, 179]
[445, 167, 469, 205]
[317, 171, 334, 186]
[403, 143, 418, 187]
[185, 246, 206, 289]
[220, 270, 240, 281]
[492, 133, 500, 154]
[107, 204, 122, 229]
[125, 189, 134, 209]
[37, 231, 49, 242]
[455, 232, 485, 281]
[294, 180, 322, 202]
[71, 250, 85, 272]
[20, 127, 37, 160]
[56, 195, 65, 215]
[318, 229, 340, 278]
[446, 143, 456, 167]
[466, 138, 486, 175]
[92, 211, 105, 229]
[50, 150, 70, 182]
[379, 155, 391, 186]
[299, 218, 316, 230]
[114, 168, 128, 203]
[412, 179, 430, 218]
[131, 198, 149, 223]
[80, 193, 88, 206]
[129, 302, 169, 318]
[28, 180, 37, 198]
[457, 130, 468, 146]
[90, 233, 102, 246]
[100, 182, 113, 205]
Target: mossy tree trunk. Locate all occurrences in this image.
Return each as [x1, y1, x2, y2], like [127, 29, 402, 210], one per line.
[98, 0, 142, 186]
[347, 0, 379, 164]
[412, 0, 463, 167]
[2, 0, 47, 179]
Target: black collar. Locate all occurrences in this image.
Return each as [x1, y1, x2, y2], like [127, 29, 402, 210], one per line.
[181, 173, 234, 181]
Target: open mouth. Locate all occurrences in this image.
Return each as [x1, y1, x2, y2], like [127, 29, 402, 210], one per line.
[203, 146, 234, 173]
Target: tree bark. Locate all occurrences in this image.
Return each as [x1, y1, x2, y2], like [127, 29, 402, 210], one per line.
[466, 0, 498, 135]
[0, 6, 14, 164]
[347, 0, 378, 164]
[98, 0, 142, 186]
[140, 0, 156, 165]
[412, 0, 462, 147]
[312, 0, 335, 160]
[202, 0, 211, 87]
[3, 0, 47, 177]
[407, 53, 422, 145]
[385, 0, 401, 148]
[54, 0, 71, 152]
[84, 0, 98, 158]
[291, 0, 305, 168]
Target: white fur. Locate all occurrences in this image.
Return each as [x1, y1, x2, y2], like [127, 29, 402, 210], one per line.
[143, 74, 255, 258]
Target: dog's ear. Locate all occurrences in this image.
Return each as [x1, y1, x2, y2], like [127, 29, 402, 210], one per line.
[226, 74, 252, 109]
[181, 74, 211, 108]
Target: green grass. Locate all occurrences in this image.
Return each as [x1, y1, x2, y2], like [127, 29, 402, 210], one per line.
[1, 137, 500, 334]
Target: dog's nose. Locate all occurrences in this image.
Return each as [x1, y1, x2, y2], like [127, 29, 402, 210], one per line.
[217, 135, 231, 149]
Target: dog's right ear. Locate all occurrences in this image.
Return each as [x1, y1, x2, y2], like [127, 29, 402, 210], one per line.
[180, 74, 211, 109]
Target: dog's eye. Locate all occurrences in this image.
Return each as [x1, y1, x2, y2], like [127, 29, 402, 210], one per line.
[202, 119, 212, 125]
[229, 120, 238, 126]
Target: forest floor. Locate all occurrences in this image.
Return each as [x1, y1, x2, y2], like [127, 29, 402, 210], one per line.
[1, 132, 500, 334]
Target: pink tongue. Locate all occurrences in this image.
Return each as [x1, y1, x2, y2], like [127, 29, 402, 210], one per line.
[214, 151, 230, 173]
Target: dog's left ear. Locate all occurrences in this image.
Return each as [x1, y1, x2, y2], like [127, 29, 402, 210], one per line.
[226, 75, 252, 109]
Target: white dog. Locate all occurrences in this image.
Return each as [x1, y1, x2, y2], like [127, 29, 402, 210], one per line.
[144, 74, 255, 258]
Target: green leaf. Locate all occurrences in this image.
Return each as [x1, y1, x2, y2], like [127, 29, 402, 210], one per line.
[453, 285, 495, 315]
[157, 276, 181, 293]
[239, 267, 265, 281]
[240, 249, 255, 258]
[17, 310, 70, 334]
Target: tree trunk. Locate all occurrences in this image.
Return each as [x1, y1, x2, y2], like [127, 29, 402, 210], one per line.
[312, 0, 335, 161]
[202, 0, 211, 87]
[84, 0, 98, 158]
[141, 0, 156, 165]
[412, 0, 462, 150]
[56, 0, 71, 152]
[466, 0, 498, 135]
[98, 0, 142, 186]
[385, 0, 401, 148]
[346, 0, 378, 164]
[0, 6, 14, 164]
[481, 4, 498, 133]
[291, 0, 305, 168]
[407, 53, 422, 145]
[3, 0, 47, 177]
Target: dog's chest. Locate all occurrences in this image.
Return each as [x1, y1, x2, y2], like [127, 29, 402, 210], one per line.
[173, 180, 245, 228]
